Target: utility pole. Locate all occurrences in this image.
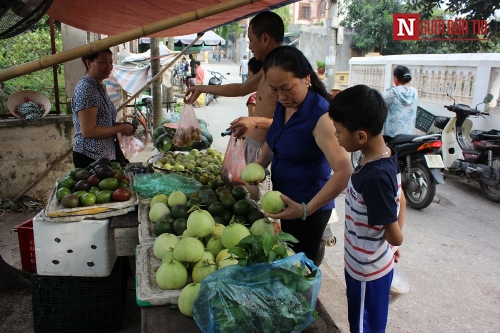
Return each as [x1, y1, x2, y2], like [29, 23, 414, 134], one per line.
[166, 37, 175, 106]
[150, 38, 162, 129]
[323, 0, 338, 92]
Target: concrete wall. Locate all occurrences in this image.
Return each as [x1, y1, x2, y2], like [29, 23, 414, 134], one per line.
[0, 116, 74, 198]
[62, 24, 87, 100]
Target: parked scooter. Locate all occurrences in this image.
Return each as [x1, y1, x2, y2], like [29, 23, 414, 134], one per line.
[437, 85, 499, 201]
[352, 133, 444, 209]
[204, 70, 228, 106]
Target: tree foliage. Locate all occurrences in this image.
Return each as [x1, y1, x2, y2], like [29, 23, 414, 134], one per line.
[340, 0, 407, 54]
[273, 6, 293, 32]
[0, 16, 63, 101]
[341, 0, 499, 54]
[214, 22, 243, 42]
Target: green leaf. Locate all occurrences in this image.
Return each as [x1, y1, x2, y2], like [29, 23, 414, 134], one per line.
[273, 244, 287, 257]
[277, 230, 299, 243]
[305, 269, 318, 279]
[238, 258, 248, 267]
[261, 232, 275, 256]
[267, 250, 277, 263]
[238, 234, 260, 245]
[228, 247, 248, 259]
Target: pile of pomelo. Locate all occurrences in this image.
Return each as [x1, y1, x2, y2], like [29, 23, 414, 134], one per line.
[55, 158, 132, 208]
[149, 188, 283, 317]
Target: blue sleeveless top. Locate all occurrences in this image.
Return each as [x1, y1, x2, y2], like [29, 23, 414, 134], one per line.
[266, 90, 335, 215]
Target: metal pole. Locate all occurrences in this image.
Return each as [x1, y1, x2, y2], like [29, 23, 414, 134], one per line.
[150, 38, 162, 129]
[49, 18, 60, 114]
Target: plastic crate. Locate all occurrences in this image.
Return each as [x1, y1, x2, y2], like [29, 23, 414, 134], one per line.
[31, 269, 124, 333]
[415, 106, 436, 133]
[12, 219, 36, 273]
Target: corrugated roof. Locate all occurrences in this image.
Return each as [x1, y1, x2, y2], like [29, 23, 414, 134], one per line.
[47, 0, 298, 37]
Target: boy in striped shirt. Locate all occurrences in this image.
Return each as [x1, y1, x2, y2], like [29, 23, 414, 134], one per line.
[328, 85, 405, 333]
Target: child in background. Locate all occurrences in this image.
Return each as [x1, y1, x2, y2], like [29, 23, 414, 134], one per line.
[245, 57, 263, 117]
[328, 84, 405, 333]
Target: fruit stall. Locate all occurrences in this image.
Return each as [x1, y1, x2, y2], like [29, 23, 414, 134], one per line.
[27, 113, 338, 333]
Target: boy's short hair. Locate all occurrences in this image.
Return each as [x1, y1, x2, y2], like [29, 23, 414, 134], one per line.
[328, 85, 388, 136]
[247, 57, 263, 75]
[195, 61, 200, 66]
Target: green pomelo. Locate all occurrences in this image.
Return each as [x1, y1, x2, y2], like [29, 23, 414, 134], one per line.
[151, 193, 169, 208]
[250, 218, 276, 236]
[192, 259, 217, 283]
[241, 163, 266, 183]
[155, 260, 187, 290]
[178, 282, 201, 317]
[153, 233, 180, 259]
[149, 203, 170, 223]
[187, 210, 215, 238]
[173, 237, 205, 262]
[168, 190, 187, 207]
[261, 191, 285, 214]
[221, 223, 251, 249]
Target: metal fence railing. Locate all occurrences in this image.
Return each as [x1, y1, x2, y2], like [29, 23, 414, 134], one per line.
[0, 16, 65, 118]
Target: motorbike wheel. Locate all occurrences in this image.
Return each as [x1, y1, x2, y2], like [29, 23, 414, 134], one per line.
[315, 240, 326, 267]
[205, 93, 213, 106]
[479, 157, 500, 202]
[351, 150, 363, 168]
[403, 162, 436, 210]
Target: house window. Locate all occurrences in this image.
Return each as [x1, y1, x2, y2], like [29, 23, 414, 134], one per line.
[299, 3, 311, 19]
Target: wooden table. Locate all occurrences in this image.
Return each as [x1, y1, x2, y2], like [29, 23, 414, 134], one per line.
[141, 298, 341, 333]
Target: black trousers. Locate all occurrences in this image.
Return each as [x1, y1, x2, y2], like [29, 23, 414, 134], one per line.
[72, 151, 95, 169]
[280, 209, 332, 265]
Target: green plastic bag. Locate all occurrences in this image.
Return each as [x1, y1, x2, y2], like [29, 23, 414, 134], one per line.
[133, 172, 201, 198]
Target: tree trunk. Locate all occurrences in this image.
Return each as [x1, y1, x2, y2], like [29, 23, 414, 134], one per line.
[0, 255, 32, 292]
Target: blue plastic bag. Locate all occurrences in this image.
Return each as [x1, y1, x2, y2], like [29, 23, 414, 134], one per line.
[193, 253, 321, 333]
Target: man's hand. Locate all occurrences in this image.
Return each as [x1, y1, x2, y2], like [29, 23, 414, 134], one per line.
[230, 117, 257, 138]
[185, 85, 203, 104]
[265, 194, 303, 221]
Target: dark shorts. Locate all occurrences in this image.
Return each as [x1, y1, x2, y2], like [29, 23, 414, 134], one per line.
[72, 150, 95, 169]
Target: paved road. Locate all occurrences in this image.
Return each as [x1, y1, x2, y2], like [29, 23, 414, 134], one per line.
[325, 173, 500, 332]
[139, 57, 500, 332]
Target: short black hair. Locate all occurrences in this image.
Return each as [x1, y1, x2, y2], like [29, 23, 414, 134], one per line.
[328, 85, 387, 136]
[81, 49, 112, 71]
[195, 61, 200, 66]
[250, 11, 284, 44]
[247, 57, 263, 75]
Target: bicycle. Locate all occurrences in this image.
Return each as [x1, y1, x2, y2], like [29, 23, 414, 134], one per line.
[205, 70, 227, 106]
[172, 67, 188, 91]
[117, 97, 154, 150]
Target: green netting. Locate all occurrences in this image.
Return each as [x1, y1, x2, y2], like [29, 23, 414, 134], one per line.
[132, 172, 201, 199]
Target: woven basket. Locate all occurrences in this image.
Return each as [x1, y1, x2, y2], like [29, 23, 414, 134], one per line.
[7, 90, 52, 119]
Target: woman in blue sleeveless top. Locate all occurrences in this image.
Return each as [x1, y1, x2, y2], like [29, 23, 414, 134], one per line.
[255, 46, 352, 264]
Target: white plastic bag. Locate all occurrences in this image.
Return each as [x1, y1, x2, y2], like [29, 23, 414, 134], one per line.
[390, 262, 410, 304]
[119, 134, 145, 160]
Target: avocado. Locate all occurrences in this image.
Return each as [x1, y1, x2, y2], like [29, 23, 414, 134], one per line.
[74, 180, 91, 192]
[61, 194, 80, 208]
[95, 190, 113, 204]
[91, 157, 111, 167]
[98, 178, 119, 191]
[75, 170, 93, 181]
[57, 177, 75, 190]
[96, 167, 115, 179]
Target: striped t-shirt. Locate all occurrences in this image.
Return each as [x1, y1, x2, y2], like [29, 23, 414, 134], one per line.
[344, 150, 401, 282]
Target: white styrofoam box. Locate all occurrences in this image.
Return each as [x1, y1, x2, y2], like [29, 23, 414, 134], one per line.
[138, 202, 155, 244]
[33, 210, 117, 277]
[136, 243, 186, 307]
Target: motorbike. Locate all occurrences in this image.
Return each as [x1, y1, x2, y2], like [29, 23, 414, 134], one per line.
[436, 85, 499, 202]
[204, 70, 228, 106]
[352, 133, 445, 210]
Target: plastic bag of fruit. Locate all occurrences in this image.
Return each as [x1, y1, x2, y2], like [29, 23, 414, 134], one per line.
[220, 132, 246, 186]
[172, 104, 202, 147]
[193, 253, 322, 333]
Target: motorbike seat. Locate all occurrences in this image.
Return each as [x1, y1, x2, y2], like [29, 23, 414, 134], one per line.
[387, 134, 426, 145]
[471, 129, 500, 140]
[142, 97, 152, 104]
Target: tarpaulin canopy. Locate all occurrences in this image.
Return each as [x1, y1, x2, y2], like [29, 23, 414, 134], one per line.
[47, 0, 298, 38]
